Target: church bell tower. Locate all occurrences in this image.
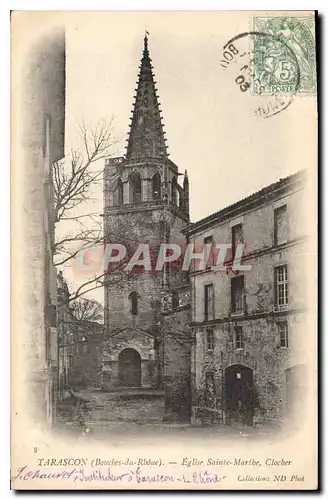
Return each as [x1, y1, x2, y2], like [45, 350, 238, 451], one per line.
[102, 34, 190, 390]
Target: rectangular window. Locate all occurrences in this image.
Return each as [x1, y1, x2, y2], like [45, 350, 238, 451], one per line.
[206, 329, 214, 351]
[204, 235, 214, 268]
[231, 275, 245, 313]
[275, 265, 288, 309]
[232, 223, 243, 250]
[274, 205, 288, 246]
[234, 326, 244, 349]
[278, 321, 288, 347]
[204, 283, 214, 321]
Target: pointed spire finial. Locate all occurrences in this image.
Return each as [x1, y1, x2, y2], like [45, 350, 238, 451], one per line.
[126, 33, 168, 161]
[144, 30, 150, 51]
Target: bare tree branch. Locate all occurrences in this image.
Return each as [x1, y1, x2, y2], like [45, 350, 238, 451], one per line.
[70, 297, 104, 323]
[53, 116, 118, 225]
[52, 117, 149, 301]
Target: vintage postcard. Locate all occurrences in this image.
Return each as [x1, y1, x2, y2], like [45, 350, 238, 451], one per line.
[11, 10, 318, 490]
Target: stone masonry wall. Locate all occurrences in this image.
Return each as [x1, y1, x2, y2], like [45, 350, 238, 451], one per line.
[193, 312, 306, 426]
[188, 178, 308, 426]
[161, 305, 192, 422]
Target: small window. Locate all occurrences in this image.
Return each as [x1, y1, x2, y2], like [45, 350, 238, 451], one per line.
[231, 275, 245, 313]
[204, 235, 214, 269]
[82, 342, 88, 356]
[234, 326, 244, 349]
[232, 223, 243, 253]
[129, 291, 139, 316]
[277, 321, 288, 348]
[275, 265, 288, 309]
[204, 283, 214, 321]
[206, 329, 214, 351]
[274, 205, 288, 246]
[172, 291, 179, 310]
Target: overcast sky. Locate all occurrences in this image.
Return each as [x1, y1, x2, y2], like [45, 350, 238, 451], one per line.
[65, 11, 316, 223]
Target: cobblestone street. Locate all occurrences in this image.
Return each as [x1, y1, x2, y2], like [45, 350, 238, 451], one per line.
[75, 388, 165, 424]
[55, 388, 282, 445]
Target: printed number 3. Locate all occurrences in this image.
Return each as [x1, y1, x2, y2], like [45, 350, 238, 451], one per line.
[235, 75, 250, 92]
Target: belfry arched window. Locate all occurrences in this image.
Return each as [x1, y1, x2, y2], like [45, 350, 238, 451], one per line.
[117, 178, 123, 206]
[171, 176, 178, 205]
[129, 291, 140, 316]
[152, 172, 161, 200]
[130, 172, 142, 203]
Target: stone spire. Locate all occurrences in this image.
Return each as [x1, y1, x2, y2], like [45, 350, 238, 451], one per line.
[126, 34, 168, 160]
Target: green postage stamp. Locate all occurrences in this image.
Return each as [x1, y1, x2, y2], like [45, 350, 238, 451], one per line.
[252, 16, 316, 94]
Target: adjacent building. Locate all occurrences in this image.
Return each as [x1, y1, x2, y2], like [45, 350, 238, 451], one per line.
[57, 272, 104, 397]
[186, 171, 308, 426]
[14, 28, 66, 425]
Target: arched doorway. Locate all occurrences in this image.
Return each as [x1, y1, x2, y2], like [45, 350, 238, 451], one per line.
[225, 364, 254, 426]
[118, 348, 141, 387]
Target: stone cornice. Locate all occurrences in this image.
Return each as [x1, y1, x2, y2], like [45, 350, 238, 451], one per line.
[188, 236, 307, 277]
[190, 307, 306, 327]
